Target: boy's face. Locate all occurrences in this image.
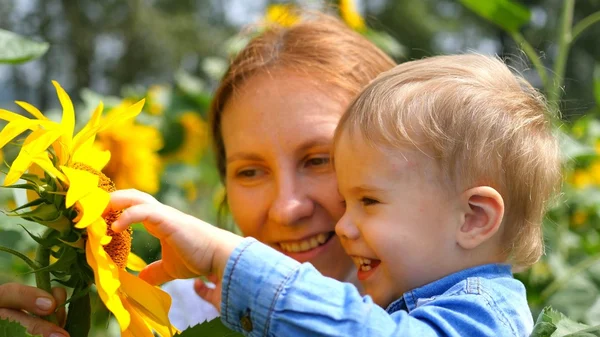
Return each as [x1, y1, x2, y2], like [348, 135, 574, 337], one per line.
[334, 131, 464, 308]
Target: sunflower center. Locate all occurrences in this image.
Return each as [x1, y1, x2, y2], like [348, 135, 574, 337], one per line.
[71, 162, 131, 269]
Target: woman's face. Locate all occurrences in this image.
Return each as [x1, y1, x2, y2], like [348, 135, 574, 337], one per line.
[221, 71, 355, 281]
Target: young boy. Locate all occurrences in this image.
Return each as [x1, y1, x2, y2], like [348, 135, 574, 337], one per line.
[110, 54, 561, 336]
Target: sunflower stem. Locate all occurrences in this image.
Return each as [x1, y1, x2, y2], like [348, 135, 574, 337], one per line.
[34, 228, 59, 325]
[64, 284, 91, 337]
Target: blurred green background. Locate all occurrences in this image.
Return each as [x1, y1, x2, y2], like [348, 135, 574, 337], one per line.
[1, 0, 600, 335]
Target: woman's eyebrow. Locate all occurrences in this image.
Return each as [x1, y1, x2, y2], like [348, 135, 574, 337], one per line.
[296, 138, 333, 154]
[226, 152, 264, 164]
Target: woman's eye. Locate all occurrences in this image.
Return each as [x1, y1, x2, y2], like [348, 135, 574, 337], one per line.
[237, 169, 260, 178]
[360, 197, 379, 206]
[305, 156, 330, 167]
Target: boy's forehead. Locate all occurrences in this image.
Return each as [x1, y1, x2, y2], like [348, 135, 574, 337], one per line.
[335, 131, 420, 176]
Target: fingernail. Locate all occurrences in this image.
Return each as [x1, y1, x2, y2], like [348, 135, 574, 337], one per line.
[35, 297, 53, 311]
[50, 333, 66, 337]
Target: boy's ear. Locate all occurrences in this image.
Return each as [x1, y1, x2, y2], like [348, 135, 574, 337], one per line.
[456, 186, 504, 250]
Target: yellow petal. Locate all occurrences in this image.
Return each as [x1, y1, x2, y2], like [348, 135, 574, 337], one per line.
[15, 101, 48, 120]
[121, 300, 155, 336]
[25, 164, 44, 206]
[71, 100, 144, 156]
[72, 101, 103, 150]
[0, 108, 31, 122]
[61, 166, 100, 207]
[0, 119, 43, 149]
[75, 188, 110, 229]
[86, 232, 130, 330]
[4, 152, 32, 186]
[126, 253, 147, 272]
[22, 127, 63, 155]
[119, 269, 172, 329]
[99, 99, 145, 133]
[2, 126, 60, 185]
[140, 307, 177, 337]
[51, 81, 75, 142]
[87, 218, 112, 246]
[32, 153, 67, 182]
[72, 142, 111, 171]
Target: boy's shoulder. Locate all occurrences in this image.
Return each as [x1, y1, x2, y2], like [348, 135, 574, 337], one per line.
[392, 264, 533, 337]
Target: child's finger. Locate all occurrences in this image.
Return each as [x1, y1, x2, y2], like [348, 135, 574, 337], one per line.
[193, 277, 221, 311]
[138, 260, 174, 286]
[111, 203, 172, 236]
[109, 189, 158, 212]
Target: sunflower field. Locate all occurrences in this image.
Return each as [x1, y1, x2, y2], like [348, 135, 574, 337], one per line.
[0, 0, 600, 336]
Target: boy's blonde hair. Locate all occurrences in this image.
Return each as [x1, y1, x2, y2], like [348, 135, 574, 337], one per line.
[335, 54, 562, 268]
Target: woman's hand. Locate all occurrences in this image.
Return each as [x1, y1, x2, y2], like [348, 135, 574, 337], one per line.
[0, 283, 69, 337]
[109, 189, 244, 286]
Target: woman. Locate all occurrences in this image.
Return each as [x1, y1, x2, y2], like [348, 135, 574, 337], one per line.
[0, 13, 395, 337]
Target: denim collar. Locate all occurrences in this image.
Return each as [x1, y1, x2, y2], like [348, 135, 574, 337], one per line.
[385, 263, 513, 314]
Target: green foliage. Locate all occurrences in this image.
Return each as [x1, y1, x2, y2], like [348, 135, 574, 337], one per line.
[530, 307, 600, 337]
[176, 318, 243, 337]
[0, 318, 41, 337]
[362, 29, 405, 58]
[458, 0, 530, 33]
[0, 29, 49, 64]
[594, 65, 600, 107]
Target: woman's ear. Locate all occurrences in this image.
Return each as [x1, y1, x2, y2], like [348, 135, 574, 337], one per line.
[456, 186, 504, 250]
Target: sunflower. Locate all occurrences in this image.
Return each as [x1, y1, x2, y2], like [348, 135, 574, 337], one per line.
[265, 4, 300, 27]
[162, 111, 208, 164]
[95, 108, 163, 195]
[0, 81, 176, 336]
[339, 0, 366, 31]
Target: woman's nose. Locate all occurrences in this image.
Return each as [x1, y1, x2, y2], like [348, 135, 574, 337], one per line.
[268, 175, 313, 226]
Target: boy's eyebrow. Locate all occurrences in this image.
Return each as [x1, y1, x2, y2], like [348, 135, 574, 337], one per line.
[349, 185, 385, 194]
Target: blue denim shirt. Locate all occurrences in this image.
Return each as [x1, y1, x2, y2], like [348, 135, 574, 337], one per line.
[221, 238, 533, 337]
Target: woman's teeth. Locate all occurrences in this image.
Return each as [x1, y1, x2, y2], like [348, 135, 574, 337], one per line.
[352, 257, 373, 271]
[280, 233, 329, 253]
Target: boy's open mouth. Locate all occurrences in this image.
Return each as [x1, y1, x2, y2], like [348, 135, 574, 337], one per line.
[351, 256, 382, 272]
[278, 231, 335, 253]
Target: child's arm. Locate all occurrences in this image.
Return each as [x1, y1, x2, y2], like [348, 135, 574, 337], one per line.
[109, 189, 243, 286]
[110, 189, 527, 337]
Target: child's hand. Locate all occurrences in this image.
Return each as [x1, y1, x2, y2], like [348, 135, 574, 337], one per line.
[109, 189, 244, 286]
[193, 275, 222, 311]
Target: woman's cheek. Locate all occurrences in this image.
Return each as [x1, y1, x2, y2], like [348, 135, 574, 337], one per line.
[227, 184, 264, 238]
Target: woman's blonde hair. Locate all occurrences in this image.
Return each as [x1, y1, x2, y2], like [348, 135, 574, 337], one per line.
[336, 54, 562, 268]
[209, 12, 396, 182]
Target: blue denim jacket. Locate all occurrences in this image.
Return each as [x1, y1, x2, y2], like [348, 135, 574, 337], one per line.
[221, 238, 533, 337]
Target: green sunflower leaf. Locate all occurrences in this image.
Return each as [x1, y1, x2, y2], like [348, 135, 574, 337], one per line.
[459, 0, 531, 33]
[0, 29, 49, 64]
[175, 318, 244, 337]
[0, 318, 41, 337]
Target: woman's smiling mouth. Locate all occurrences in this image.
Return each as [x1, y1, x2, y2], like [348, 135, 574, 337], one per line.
[279, 232, 334, 253]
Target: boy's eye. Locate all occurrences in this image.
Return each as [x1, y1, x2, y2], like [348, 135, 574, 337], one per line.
[360, 197, 379, 206]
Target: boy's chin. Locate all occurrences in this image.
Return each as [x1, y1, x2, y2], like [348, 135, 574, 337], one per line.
[369, 291, 398, 309]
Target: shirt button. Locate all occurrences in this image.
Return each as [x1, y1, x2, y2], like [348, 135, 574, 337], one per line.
[240, 309, 253, 332]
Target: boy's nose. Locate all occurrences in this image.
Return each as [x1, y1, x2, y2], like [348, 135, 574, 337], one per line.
[335, 212, 359, 240]
[268, 176, 313, 226]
